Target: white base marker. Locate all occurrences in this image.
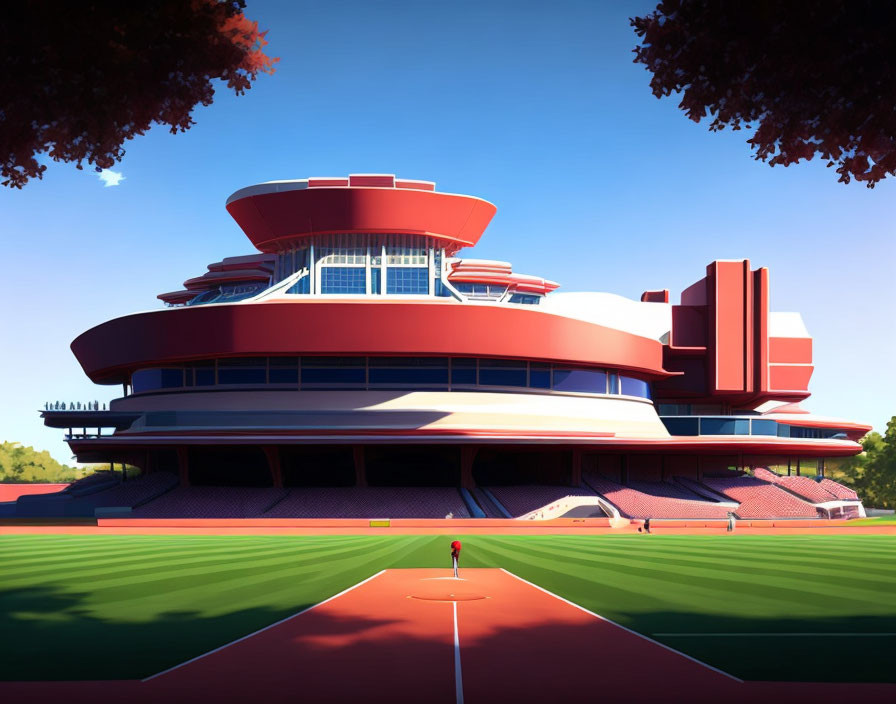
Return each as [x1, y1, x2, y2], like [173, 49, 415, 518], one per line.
[142, 569, 387, 681]
[499, 569, 743, 683]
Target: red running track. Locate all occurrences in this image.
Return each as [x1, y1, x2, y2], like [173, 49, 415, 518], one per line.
[2, 569, 895, 704]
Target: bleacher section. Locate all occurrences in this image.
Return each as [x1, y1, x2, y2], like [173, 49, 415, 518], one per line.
[753, 467, 842, 503]
[7, 467, 861, 520]
[701, 475, 819, 518]
[819, 478, 859, 501]
[584, 474, 732, 519]
[485, 485, 597, 518]
[132, 486, 288, 518]
[66, 472, 179, 514]
[471, 487, 508, 518]
[262, 487, 470, 518]
[14, 471, 176, 517]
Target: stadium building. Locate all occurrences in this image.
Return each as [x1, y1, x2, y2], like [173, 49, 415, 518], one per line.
[32, 174, 868, 521]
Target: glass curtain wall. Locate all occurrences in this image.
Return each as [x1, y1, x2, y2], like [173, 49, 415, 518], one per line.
[273, 234, 443, 296]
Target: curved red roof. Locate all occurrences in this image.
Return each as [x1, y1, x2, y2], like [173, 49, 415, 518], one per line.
[71, 301, 670, 385]
[226, 175, 496, 255]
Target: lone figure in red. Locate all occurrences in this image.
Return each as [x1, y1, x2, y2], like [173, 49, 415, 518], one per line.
[450, 540, 462, 578]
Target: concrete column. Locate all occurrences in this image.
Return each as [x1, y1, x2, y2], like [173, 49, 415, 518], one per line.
[353, 446, 367, 487]
[460, 446, 477, 489]
[263, 446, 283, 488]
[176, 447, 190, 487]
[571, 448, 582, 486]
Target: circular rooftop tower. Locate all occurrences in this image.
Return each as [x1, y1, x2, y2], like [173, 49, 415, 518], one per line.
[225, 173, 497, 255]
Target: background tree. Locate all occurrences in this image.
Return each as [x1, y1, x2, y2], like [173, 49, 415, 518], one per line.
[1, 0, 276, 188]
[0, 442, 82, 482]
[632, 1, 896, 187]
[827, 417, 896, 509]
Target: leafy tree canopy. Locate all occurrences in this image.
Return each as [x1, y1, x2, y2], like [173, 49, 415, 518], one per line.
[632, 1, 896, 187]
[1, 0, 276, 188]
[0, 442, 84, 483]
[828, 416, 896, 509]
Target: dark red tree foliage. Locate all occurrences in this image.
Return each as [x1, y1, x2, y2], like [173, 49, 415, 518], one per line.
[1, 0, 276, 188]
[632, 1, 896, 187]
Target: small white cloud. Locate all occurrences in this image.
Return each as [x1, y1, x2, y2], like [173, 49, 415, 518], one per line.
[97, 169, 125, 187]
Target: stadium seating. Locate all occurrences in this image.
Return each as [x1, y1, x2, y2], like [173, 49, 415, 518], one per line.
[584, 474, 732, 519]
[753, 467, 841, 504]
[701, 475, 820, 518]
[262, 487, 471, 518]
[470, 487, 508, 518]
[775, 476, 838, 503]
[67, 472, 179, 513]
[628, 479, 708, 501]
[485, 485, 597, 518]
[819, 478, 859, 501]
[132, 486, 288, 518]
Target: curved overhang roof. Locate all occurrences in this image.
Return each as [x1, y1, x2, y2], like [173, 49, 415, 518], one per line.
[183, 269, 272, 290]
[71, 301, 670, 385]
[225, 176, 497, 255]
[447, 259, 559, 295]
[68, 433, 863, 456]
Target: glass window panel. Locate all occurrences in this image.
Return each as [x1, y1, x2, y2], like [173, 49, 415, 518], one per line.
[218, 357, 266, 367]
[371, 268, 381, 294]
[700, 418, 750, 435]
[479, 360, 527, 387]
[187, 290, 219, 306]
[301, 368, 366, 385]
[302, 357, 365, 367]
[620, 376, 651, 398]
[509, 293, 541, 305]
[552, 369, 607, 394]
[369, 368, 449, 385]
[194, 368, 215, 386]
[269, 368, 298, 384]
[287, 275, 310, 294]
[451, 358, 476, 385]
[529, 363, 550, 389]
[750, 419, 778, 436]
[607, 372, 619, 394]
[386, 267, 428, 294]
[662, 417, 700, 435]
[215, 283, 266, 302]
[218, 368, 266, 384]
[371, 357, 448, 367]
[321, 267, 366, 294]
[131, 368, 184, 392]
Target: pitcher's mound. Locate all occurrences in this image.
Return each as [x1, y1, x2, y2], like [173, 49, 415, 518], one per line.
[409, 573, 488, 601]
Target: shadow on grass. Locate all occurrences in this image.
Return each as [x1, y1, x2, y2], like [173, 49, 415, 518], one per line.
[1, 582, 894, 689]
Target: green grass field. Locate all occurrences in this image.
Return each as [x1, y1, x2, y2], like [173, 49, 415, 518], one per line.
[849, 515, 896, 525]
[2, 534, 894, 683]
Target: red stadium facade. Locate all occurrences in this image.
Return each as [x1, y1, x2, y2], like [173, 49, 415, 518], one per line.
[36, 175, 869, 521]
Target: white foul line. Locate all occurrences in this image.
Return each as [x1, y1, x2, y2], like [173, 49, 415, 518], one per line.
[142, 569, 387, 681]
[454, 600, 464, 704]
[499, 569, 743, 683]
[655, 632, 896, 637]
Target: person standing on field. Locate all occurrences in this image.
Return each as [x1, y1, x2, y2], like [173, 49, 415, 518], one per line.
[451, 540, 462, 578]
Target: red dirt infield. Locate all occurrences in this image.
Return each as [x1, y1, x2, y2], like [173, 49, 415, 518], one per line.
[2, 569, 894, 704]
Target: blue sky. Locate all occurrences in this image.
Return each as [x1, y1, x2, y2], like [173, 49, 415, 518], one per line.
[1, 0, 893, 463]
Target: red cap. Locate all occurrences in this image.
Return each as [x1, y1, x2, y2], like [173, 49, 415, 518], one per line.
[451, 540, 462, 550]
